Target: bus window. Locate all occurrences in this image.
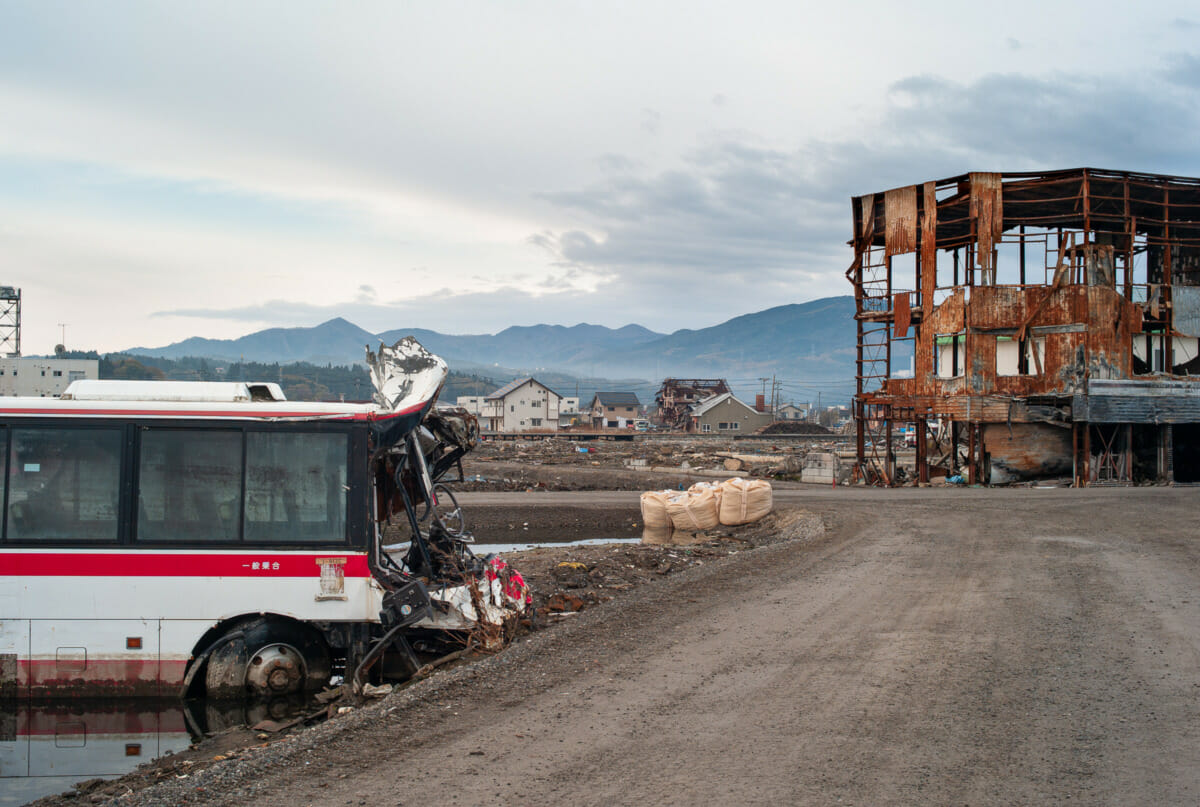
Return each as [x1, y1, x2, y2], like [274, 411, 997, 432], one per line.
[7, 428, 122, 542]
[137, 430, 243, 543]
[244, 433, 347, 544]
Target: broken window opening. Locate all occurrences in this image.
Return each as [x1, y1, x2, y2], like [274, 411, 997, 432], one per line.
[935, 333, 965, 379]
[1130, 332, 1198, 374]
[1173, 423, 1200, 483]
[997, 336, 1046, 377]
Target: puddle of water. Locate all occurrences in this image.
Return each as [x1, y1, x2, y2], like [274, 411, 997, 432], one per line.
[0, 700, 190, 805]
[473, 537, 641, 554]
[385, 537, 641, 557]
[0, 697, 312, 805]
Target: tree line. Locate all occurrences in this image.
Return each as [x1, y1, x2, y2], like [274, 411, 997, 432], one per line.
[56, 350, 498, 403]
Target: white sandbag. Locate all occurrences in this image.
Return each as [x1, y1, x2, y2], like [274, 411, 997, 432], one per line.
[718, 477, 773, 525]
[640, 490, 674, 544]
[666, 488, 721, 532]
[687, 481, 723, 511]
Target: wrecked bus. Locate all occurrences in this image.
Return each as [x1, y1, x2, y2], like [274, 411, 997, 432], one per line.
[0, 338, 528, 700]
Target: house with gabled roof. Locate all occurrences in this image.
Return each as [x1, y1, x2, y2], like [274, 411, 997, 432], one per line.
[587, 391, 641, 429]
[690, 392, 772, 434]
[477, 377, 563, 432]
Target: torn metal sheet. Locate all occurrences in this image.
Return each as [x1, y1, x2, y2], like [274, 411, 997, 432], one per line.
[884, 185, 918, 256]
[366, 336, 448, 413]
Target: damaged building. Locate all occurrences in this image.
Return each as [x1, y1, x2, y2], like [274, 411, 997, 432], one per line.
[848, 168, 1200, 486]
[654, 378, 731, 431]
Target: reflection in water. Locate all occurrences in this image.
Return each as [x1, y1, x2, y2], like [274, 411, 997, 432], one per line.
[0, 697, 310, 805]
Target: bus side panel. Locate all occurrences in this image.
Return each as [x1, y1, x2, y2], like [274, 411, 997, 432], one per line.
[27, 620, 158, 698]
[158, 620, 220, 691]
[1, 618, 29, 700]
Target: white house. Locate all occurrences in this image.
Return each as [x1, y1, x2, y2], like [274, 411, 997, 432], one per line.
[777, 403, 810, 421]
[455, 395, 487, 415]
[0, 358, 99, 397]
[557, 396, 581, 428]
[481, 377, 563, 432]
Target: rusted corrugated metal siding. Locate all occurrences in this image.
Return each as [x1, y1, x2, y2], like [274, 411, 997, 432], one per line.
[884, 185, 918, 256]
[1075, 379, 1200, 423]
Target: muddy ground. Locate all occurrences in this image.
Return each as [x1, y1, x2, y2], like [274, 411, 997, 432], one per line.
[32, 476, 1200, 806]
[455, 434, 848, 491]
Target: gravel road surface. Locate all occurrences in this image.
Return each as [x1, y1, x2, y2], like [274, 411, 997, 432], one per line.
[93, 487, 1200, 805]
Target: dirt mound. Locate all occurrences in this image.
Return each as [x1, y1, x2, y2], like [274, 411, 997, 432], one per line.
[760, 421, 831, 435]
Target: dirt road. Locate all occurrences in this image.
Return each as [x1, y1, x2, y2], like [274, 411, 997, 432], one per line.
[118, 487, 1200, 805]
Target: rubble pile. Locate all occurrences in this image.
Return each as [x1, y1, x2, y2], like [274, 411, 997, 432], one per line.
[463, 436, 853, 487]
[513, 508, 822, 617]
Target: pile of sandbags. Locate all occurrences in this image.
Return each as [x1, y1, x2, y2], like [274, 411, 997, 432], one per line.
[666, 486, 721, 533]
[641, 478, 773, 543]
[640, 490, 675, 544]
[717, 477, 773, 525]
[687, 480, 723, 507]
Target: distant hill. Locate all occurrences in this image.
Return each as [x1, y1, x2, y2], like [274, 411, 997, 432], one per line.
[127, 296, 870, 403]
[373, 322, 664, 369]
[127, 317, 379, 365]
[617, 296, 857, 378]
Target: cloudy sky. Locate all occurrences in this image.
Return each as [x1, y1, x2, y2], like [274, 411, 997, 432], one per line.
[3, 2, 1200, 354]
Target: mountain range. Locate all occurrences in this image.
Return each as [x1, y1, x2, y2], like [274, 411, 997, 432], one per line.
[128, 296, 863, 401]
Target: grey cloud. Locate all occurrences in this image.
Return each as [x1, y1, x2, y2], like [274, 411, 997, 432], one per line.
[640, 109, 661, 135]
[1166, 52, 1200, 88]
[530, 57, 1200, 306]
[885, 70, 1200, 172]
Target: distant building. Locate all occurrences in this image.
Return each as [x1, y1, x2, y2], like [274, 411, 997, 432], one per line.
[587, 391, 641, 429]
[455, 395, 486, 416]
[481, 377, 563, 432]
[557, 396, 581, 429]
[690, 392, 772, 434]
[654, 378, 730, 430]
[777, 403, 810, 421]
[0, 358, 99, 397]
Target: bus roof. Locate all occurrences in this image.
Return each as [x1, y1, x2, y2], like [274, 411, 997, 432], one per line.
[0, 380, 382, 421]
[63, 380, 287, 403]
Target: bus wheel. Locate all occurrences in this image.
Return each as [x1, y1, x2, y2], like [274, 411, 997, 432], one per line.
[431, 483, 467, 538]
[204, 618, 331, 699]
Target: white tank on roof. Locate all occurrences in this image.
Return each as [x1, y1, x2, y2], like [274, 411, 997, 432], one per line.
[61, 380, 287, 403]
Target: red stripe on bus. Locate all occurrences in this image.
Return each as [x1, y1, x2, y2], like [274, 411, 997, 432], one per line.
[1, 552, 370, 577]
[0, 402, 425, 419]
[17, 658, 189, 699]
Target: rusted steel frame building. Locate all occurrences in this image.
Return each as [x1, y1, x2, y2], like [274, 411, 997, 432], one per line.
[847, 168, 1200, 487]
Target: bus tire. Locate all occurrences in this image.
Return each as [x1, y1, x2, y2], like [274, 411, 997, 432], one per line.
[203, 617, 331, 700]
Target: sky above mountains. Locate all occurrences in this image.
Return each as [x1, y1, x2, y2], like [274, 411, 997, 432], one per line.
[4, 2, 1200, 354]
